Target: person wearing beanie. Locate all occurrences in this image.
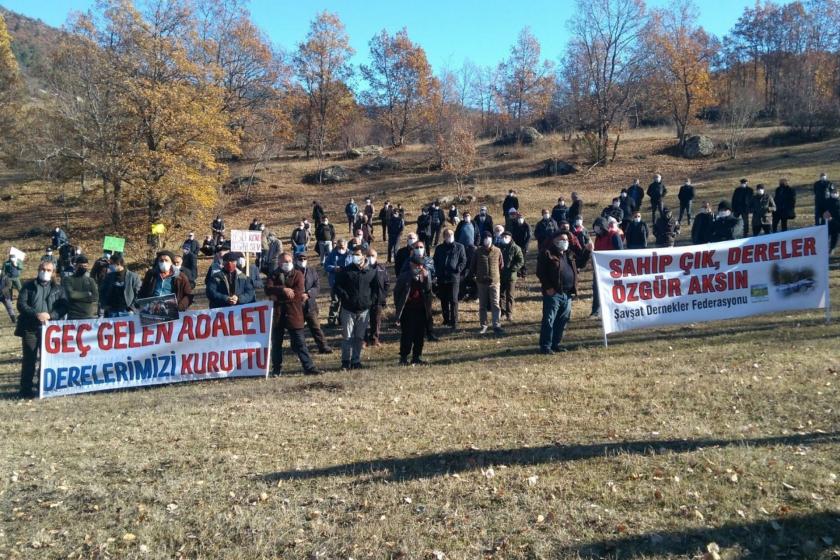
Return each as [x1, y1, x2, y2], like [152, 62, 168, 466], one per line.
[206, 252, 255, 309]
[394, 254, 433, 365]
[731, 178, 753, 237]
[711, 200, 744, 242]
[139, 250, 193, 311]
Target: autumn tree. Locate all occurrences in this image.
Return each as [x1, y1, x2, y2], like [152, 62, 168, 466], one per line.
[293, 12, 354, 159]
[0, 12, 21, 159]
[495, 28, 554, 129]
[361, 28, 436, 147]
[436, 116, 477, 197]
[649, 0, 718, 149]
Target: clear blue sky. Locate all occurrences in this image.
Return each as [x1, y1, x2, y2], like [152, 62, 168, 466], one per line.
[1, 0, 791, 71]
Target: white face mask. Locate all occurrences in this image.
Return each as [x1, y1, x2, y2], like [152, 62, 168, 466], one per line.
[38, 270, 52, 282]
[237, 257, 246, 268]
[368, 256, 377, 266]
[517, 218, 524, 224]
[464, 217, 471, 223]
[555, 240, 569, 252]
[414, 247, 425, 257]
[543, 214, 550, 220]
[757, 189, 764, 195]
[633, 217, 641, 223]
[281, 262, 294, 273]
[501, 237, 512, 245]
[158, 261, 172, 273]
[444, 236, 454, 244]
[718, 210, 732, 218]
[352, 255, 363, 266]
[407, 238, 417, 247]
[574, 220, 583, 227]
[172, 265, 181, 274]
[337, 248, 347, 255]
[298, 260, 308, 269]
[482, 238, 492, 248]
[831, 193, 839, 199]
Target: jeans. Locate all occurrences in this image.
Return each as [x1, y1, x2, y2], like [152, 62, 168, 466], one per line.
[437, 279, 460, 327]
[340, 308, 369, 365]
[678, 201, 693, 224]
[476, 282, 501, 328]
[540, 292, 572, 351]
[272, 323, 315, 372]
[20, 329, 40, 395]
[318, 241, 333, 265]
[387, 236, 400, 262]
[399, 306, 427, 361]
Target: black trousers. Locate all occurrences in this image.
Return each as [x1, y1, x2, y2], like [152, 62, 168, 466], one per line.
[772, 213, 789, 232]
[400, 308, 427, 361]
[430, 226, 442, 247]
[650, 199, 663, 222]
[368, 304, 385, 342]
[272, 323, 315, 372]
[438, 279, 460, 327]
[752, 222, 771, 236]
[20, 329, 40, 395]
[304, 308, 328, 350]
[734, 212, 750, 236]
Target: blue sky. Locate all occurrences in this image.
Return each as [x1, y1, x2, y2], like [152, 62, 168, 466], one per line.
[2, 0, 790, 71]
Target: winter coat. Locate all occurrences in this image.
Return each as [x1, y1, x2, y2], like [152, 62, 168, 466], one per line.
[499, 242, 524, 282]
[300, 265, 321, 315]
[678, 184, 695, 204]
[15, 279, 68, 335]
[536, 245, 578, 296]
[371, 264, 390, 307]
[100, 269, 141, 313]
[324, 248, 347, 288]
[710, 215, 743, 242]
[535, 218, 559, 245]
[624, 220, 649, 249]
[206, 269, 256, 308]
[393, 267, 433, 321]
[731, 186, 754, 215]
[510, 220, 531, 249]
[433, 241, 467, 284]
[774, 184, 797, 219]
[470, 245, 502, 285]
[63, 273, 99, 319]
[653, 214, 678, 247]
[139, 269, 193, 311]
[751, 193, 776, 225]
[647, 181, 667, 203]
[316, 223, 336, 242]
[691, 212, 714, 244]
[265, 268, 306, 329]
[334, 264, 379, 313]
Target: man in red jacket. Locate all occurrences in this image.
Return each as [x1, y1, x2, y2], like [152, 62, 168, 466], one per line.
[265, 252, 321, 376]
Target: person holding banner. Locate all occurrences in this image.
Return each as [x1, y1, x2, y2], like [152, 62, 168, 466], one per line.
[710, 201, 744, 242]
[825, 186, 840, 252]
[266, 252, 321, 376]
[100, 254, 141, 317]
[206, 252, 255, 309]
[692, 202, 714, 244]
[139, 251, 193, 311]
[63, 255, 99, 320]
[15, 260, 67, 397]
[536, 231, 578, 354]
[590, 217, 623, 319]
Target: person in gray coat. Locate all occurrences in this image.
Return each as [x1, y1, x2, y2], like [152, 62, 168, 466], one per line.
[100, 254, 141, 317]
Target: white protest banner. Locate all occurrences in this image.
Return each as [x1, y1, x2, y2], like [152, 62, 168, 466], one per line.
[39, 301, 273, 399]
[592, 225, 830, 338]
[10, 247, 26, 261]
[230, 229, 263, 253]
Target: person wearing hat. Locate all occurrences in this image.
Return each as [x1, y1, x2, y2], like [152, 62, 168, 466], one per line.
[823, 186, 839, 253]
[206, 252, 256, 309]
[710, 200, 743, 242]
[100, 253, 141, 318]
[394, 255, 433, 365]
[653, 207, 678, 248]
[334, 248, 379, 369]
[691, 201, 714, 244]
[590, 216, 624, 318]
[265, 252, 321, 375]
[536, 230, 578, 354]
[40, 247, 58, 268]
[498, 230, 524, 321]
[469, 230, 503, 334]
[139, 250, 193, 311]
[730, 179, 753, 237]
[502, 189, 520, 217]
[63, 255, 99, 320]
[475, 206, 494, 241]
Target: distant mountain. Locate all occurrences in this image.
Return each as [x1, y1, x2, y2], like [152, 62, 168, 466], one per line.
[0, 7, 65, 80]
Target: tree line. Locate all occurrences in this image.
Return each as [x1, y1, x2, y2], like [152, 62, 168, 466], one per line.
[0, 0, 839, 233]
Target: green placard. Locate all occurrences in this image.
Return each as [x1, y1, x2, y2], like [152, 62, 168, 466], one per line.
[103, 236, 126, 253]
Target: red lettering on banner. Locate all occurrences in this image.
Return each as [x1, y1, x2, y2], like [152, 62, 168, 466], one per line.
[212, 313, 228, 337]
[98, 322, 113, 350]
[76, 323, 92, 358]
[178, 315, 194, 342]
[227, 311, 243, 336]
[44, 324, 62, 354]
[61, 325, 76, 354]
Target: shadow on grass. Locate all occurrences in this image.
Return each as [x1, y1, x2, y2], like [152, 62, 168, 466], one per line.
[555, 510, 840, 559]
[261, 431, 839, 483]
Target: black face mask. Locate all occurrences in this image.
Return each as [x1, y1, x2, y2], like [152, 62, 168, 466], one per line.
[74, 267, 87, 277]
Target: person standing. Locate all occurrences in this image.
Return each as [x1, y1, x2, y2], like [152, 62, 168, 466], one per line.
[536, 232, 578, 354]
[63, 255, 99, 320]
[824, 187, 839, 253]
[534, 210, 559, 250]
[502, 189, 520, 216]
[498, 231, 524, 321]
[624, 211, 649, 249]
[211, 214, 225, 244]
[291, 220, 310, 256]
[394, 255, 433, 366]
[470, 231, 503, 335]
[772, 178, 796, 233]
[295, 252, 332, 354]
[590, 217, 623, 319]
[182, 232, 199, 256]
[731, 179, 753, 236]
[16, 260, 67, 397]
[677, 179, 695, 226]
[315, 216, 336, 266]
[345, 198, 358, 234]
[265, 252, 321, 375]
[416, 207, 432, 247]
[324, 239, 348, 327]
[429, 201, 446, 247]
[367, 248, 389, 347]
[750, 184, 776, 236]
[51, 227, 69, 250]
[569, 192, 584, 222]
[475, 206, 494, 240]
[433, 229, 467, 329]
[3, 251, 23, 300]
[813, 173, 833, 226]
[647, 174, 667, 223]
[378, 201, 392, 243]
[691, 202, 714, 244]
[334, 248, 378, 370]
[100, 254, 141, 318]
[653, 208, 678, 248]
[312, 200, 326, 224]
[510, 212, 531, 278]
[551, 197, 569, 225]
[394, 233, 418, 277]
[601, 198, 624, 223]
[139, 251, 193, 311]
[710, 201, 744, 242]
[627, 179, 645, 211]
[206, 252, 256, 308]
[455, 212, 477, 248]
[40, 247, 57, 268]
[387, 208, 405, 263]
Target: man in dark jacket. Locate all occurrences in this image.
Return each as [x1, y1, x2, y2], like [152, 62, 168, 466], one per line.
[618, 190, 636, 230]
[139, 251, 193, 311]
[429, 201, 446, 246]
[394, 255, 433, 365]
[647, 174, 667, 223]
[51, 227, 69, 250]
[433, 229, 467, 329]
[498, 232, 524, 321]
[416, 208, 432, 246]
[691, 202, 714, 244]
[265, 252, 320, 375]
[312, 200, 326, 224]
[387, 209, 405, 263]
[206, 252, 256, 308]
[178, 250, 198, 288]
[624, 211, 649, 249]
[653, 208, 679, 248]
[751, 183, 776, 236]
[536, 231, 578, 354]
[16, 260, 67, 397]
[182, 232, 199, 256]
[100, 254, 141, 317]
[627, 178, 644, 210]
[211, 214, 225, 244]
[334, 248, 379, 369]
[315, 216, 336, 264]
[345, 198, 358, 233]
[63, 255, 99, 319]
[366, 248, 390, 347]
[394, 233, 418, 277]
[502, 189, 520, 216]
[590, 217, 623, 318]
[378, 201, 392, 243]
[475, 206, 494, 240]
[295, 253, 331, 354]
[551, 198, 569, 225]
[814, 173, 833, 225]
[535, 210, 559, 250]
[601, 198, 624, 223]
[3, 252, 23, 299]
[711, 201, 744, 242]
[569, 193, 583, 222]
[824, 187, 840, 253]
[510, 213, 531, 277]
[773, 178, 797, 232]
[678, 179, 695, 225]
[731, 179, 753, 237]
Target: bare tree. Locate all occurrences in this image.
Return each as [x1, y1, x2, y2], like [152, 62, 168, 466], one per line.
[722, 88, 760, 159]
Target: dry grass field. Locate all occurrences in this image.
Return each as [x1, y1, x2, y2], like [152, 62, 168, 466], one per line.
[0, 127, 838, 559]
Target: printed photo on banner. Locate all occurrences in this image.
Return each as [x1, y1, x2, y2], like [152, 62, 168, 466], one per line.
[137, 294, 180, 325]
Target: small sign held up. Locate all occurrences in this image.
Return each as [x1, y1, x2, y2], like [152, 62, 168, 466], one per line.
[103, 236, 126, 253]
[9, 247, 26, 261]
[230, 230, 263, 253]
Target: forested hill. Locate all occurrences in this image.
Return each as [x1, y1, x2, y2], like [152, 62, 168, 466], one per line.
[0, 7, 63, 80]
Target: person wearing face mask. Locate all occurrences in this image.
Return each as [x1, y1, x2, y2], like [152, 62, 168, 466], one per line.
[492, 224, 506, 247]
[345, 198, 359, 234]
[264, 233, 284, 275]
[316, 216, 336, 265]
[691, 202, 714, 244]
[535, 210, 560, 249]
[100, 254, 141, 318]
[730, 179, 753, 237]
[41, 247, 57, 268]
[363, 198, 375, 223]
[590, 217, 624, 318]
[294, 253, 332, 355]
[428, 201, 445, 246]
[394, 255, 434, 365]
[677, 179, 695, 226]
[325, 239, 349, 327]
[205, 244, 229, 286]
[750, 183, 776, 236]
[627, 178, 645, 211]
[378, 201, 392, 243]
[179, 248, 199, 289]
[455, 211, 477, 247]
[400, 240, 437, 340]
[772, 178, 796, 233]
[552, 198, 569, 225]
[416, 207, 433, 247]
[647, 174, 667, 223]
[140, 251, 193, 311]
[387, 209, 405, 263]
[618, 189, 637, 224]
[62, 255, 99, 320]
[653, 207, 679, 248]
[211, 214, 225, 245]
[601, 197, 624, 224]
[536, 232, 578, 354]
[394, 234, 418, 277]
[291, 220, 311, 256]
[475, 206, 495, 241]
[498, 231, 524, 321]
[182, 232, 200, 256]
[823, 186, 840, 253]
[366, 248, 390, 347]
[570, 217, 592, 259]
[470, 231, 504, 335]
[334, 248, 379, 369]
[502, 189, 520, 217]
[3, 251, 23, 300]
[509, 212, 531, 278]
[349, 228, 370, 254]
[710, 200, 744, 242]
[51, 227, 69, 250]
[16, 261, 67, 397]
[200, 235, 216, 257]
[569, 192, 584, 223]
[433, 228, 467, 329]
[265, 252, 321, 376]
[814, 173, 833, 226]
[448, 203, 459, 225]
[624, 212, 649, 249]
[557, 219, 591, 269]
[206, 252, 255, 309]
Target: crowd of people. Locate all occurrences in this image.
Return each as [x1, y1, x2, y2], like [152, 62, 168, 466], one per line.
[5, 172, 839, 396]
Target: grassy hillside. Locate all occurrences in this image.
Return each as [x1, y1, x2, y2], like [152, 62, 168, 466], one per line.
[0, 127, 838, 559]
